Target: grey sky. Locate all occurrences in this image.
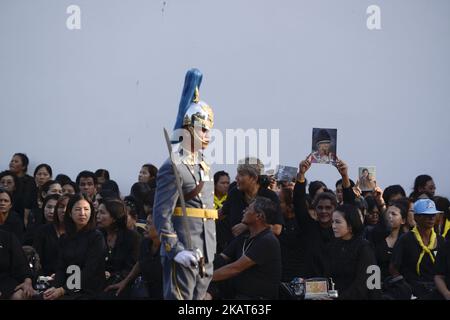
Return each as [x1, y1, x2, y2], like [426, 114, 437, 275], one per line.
[1, 0, 449, 197]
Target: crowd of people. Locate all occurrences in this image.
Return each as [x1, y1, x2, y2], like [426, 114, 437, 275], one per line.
[0, 152, 449, 300]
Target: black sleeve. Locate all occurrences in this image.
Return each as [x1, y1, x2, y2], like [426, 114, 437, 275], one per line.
[267, 191, 284, 226]
[293, 181, 314, 228]
[339, 243, 378, 300]
[79, 231, 106, 291]
[32, 225, 45, 263]
[222, 235, 241, 262]
[118, 231, 140, 279]
[343, 186, 356, 205]
[10, 232, 32, 282]
[434, 241, 449, 276]
[53, 238, 67, 288]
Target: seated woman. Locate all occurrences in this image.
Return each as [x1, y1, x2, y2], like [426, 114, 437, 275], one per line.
[0, 189, 24, 243]
[318, 204, 380, 300]
[96, 199, 140, 298]
[390, 199, 445, 299]
[43, 194, 106, 300]
[0, 229, 35, 300]
[33, 194, 68, 276]
[105, 213, 162, 299]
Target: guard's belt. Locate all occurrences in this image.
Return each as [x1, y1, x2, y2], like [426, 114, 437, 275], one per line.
[174, 207, 218, 220]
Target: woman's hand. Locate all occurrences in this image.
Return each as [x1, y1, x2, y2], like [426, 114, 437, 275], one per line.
[104, 279, 129, 296]
[14, 278, 35, 299]
[43, 287, 65, 300]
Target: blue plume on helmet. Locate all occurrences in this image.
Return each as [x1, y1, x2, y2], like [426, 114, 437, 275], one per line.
[173, 68, 203, 131]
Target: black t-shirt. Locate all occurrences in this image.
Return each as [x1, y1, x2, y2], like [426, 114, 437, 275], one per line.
[223, 228, 282, 299]
[434, 239, 450, 290]
[221, 187, 284, 228]
[391, 232, 445, 284]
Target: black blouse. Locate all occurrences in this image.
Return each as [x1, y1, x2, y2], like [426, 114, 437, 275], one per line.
[33, 223, 61, 276]
[103, 228, 140, 282]
[0, 229, 32, 297]
[54, 229, 106, 296]
[0, 211, 24, 244]
[323, 237, 380, 300]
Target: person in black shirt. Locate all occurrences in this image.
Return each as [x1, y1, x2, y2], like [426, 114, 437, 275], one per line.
[96, 198, 140, 298]
[0, 170, 25, 222]
[105, 213, 163, 299]
[219, 157, 283, 250]
[0, 229, 35, 300]
[43, 193, 106, 300]
[320, 204, 380, 300]
[293, 156, 354, 278]
[434, 238, 450, 300]
[0, 189, 24, 243]
[373, 198, 410, 282]
[390, 198, 445, 299]
[211, 197, 282, 300]
[33, 194, 68, 276]
[278, 187, 305, 281]
[8, 153, 35, 226]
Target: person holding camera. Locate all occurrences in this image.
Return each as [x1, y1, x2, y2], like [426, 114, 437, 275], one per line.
[220, 157, 284, 244]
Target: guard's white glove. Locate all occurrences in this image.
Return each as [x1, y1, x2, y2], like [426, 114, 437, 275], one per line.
[174, 250, 198, 268]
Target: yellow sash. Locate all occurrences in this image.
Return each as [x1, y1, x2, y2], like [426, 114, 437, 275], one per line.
[411, 226, 436, 276]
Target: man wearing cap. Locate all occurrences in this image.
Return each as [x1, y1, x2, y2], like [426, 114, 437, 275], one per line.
[390, 198, 445, 299]
[153, 68, 217, 300]
[310, 129, 336, 165]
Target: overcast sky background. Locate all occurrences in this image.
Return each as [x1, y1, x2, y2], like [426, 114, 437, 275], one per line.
[1, 0, 449, 197]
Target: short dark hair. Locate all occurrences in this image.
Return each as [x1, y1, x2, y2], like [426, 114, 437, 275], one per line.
[335, 204, 364, 236]
[95, 169, 110, 181]
[62, 181, 79, 194]
[64, 193, 97, 236]
[101, 180, 120, 198]
[130, 182, 154, 206]
[335, 178, 355, 188]
[76, 170, 97, 186]
[365, 195, 378, 213]
[0, 188, 13, 205]
[253, 196, 278, 225]
[388, 197, 410, 221]
[13, 153, 29, 173]
[33, 163, 53, 178]
[142, 164, 158, 178]
[40, 180, 61, 201]
[0, 170, 19, 192]
[55, 174, 72, 186]
[383, 185, 406, 204]
[214, 171, 230, 185]
[309, 180, 327, 200]
[411, 175, 434, 200]
[312, 191, 338, 209]
[434, 196, 450, 220]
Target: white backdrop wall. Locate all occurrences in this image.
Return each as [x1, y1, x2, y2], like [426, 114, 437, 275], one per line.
[1, 0, 449, 197]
